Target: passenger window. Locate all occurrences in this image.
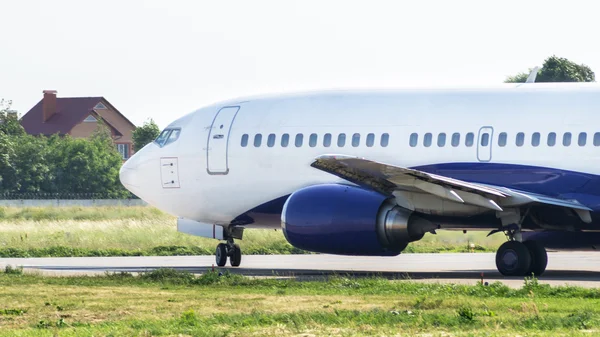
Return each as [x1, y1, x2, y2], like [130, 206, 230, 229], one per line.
[267, 134, 276, 147]
[366, 133, 375, 147]
[254, 134, 262, 147]
[309, 133, 318, 147]
[498, 132, 507, 147]
[451, 133, 460, 147]
[516, 132, 524, 147]
[563, 132, 572, 146]
[281, 133, 289, 147]
[547, 132, 556, 146]
[381, 133, 389, 147]
[241, 134, 249, 147]
[352, 133, 360, 147]
[424, 133, 432, 147]
[295, 134, 303, 147]
[532, 132, 540, 147]
[465, 133, 474, 147]
[595, 132, 600, 146]
[437, 133, 446, 147]
[323, 133, 332, 147]
[337, 133, 346, 147]
[409, 133, 418, 147]
[480, 133, 489, 146]
[579, 132, 587, 146]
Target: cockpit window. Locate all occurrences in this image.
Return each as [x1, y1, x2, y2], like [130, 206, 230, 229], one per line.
[164, 129, 181, 146]
[154, 128, 181, 147]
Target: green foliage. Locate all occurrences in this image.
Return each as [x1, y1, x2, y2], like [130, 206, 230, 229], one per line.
[0, 99, 25, 137]
[505, 55, 595, 83]
[132, 119, 160, 152]
[0, 111, 129, 197]
[3, 265, 23, 275]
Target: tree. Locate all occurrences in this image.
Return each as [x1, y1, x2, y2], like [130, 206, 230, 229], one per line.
[132, 119, 160, 152]
[0, 99, 25, 136]
[505, 56, 596, 83]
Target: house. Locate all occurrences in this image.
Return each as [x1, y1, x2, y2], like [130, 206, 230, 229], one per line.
[20, 90, 136, 160]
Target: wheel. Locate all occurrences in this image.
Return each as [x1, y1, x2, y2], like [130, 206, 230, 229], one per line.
[495, 241, 532, 276]
[230, 243, 242, 267]
[215, 243, 228, 267]
[524, 240, 548, 276]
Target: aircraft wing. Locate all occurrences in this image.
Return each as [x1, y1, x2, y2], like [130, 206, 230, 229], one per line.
[311, 155, 592, 222]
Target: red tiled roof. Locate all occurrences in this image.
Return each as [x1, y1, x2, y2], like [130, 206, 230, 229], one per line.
[20, 97, 104, 135]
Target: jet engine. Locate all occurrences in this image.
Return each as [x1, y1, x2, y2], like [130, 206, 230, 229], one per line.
[281, 184, 435, 255]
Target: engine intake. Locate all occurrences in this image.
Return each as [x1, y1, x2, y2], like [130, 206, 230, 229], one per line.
[281, 184, 434, 256]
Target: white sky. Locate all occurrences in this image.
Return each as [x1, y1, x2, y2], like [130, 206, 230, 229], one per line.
[1, 0, 599, 128]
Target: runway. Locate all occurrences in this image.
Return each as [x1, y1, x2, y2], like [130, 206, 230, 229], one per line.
[1, 252, 599, 288]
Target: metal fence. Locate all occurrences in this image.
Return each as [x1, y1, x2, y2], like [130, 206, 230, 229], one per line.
[0, 192, 139, 200]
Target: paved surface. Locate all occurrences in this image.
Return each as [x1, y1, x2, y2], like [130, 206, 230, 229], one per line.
[1, 252, 599, 288]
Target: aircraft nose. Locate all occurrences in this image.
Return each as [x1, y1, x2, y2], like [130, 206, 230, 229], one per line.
[120, 153, 141, 189]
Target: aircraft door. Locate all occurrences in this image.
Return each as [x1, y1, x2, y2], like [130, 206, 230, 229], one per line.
[206, 106, 240, 174]
[477, 126, 493, 162]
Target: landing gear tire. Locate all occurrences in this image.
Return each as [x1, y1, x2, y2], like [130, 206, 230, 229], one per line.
[215, 243, 228, 267]
[230, 243, 242, 267]
[524, 240, 547, 276]
[496, 241, 532, 277]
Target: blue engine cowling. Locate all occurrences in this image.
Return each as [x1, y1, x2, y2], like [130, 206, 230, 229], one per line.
[281, 184, 430, 256]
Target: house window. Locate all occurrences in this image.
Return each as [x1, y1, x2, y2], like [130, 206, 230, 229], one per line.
[83, 115, 97, 122]
[117, 144, 129, 159]
[94, 102, 107, 109]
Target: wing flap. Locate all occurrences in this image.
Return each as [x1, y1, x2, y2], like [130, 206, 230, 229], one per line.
[311, 155, 592, 220]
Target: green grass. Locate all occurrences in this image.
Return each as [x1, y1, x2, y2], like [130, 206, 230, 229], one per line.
[0, 269, 599, 336]
[0, 206, 506, 257]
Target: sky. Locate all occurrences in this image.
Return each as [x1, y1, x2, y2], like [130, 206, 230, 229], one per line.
[1, 0, 599, 128]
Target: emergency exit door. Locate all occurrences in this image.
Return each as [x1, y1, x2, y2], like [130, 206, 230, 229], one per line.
[207, 106, 240, 174]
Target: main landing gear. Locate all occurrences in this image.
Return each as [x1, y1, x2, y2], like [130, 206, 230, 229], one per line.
[215, 239, 242, 267]
[494, 225, 548, 277]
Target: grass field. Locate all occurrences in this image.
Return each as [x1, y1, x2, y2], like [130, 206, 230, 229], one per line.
[0, 267, 599, 336]
[0, 206, 507, 257]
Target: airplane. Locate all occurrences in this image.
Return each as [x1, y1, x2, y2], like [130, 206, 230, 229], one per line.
[119, 80, 600, 277]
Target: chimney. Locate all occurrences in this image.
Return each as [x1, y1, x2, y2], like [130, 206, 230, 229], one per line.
[42, 90, 57, 122]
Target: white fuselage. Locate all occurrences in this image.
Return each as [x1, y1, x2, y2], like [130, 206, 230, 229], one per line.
[120, 83, 600, 228]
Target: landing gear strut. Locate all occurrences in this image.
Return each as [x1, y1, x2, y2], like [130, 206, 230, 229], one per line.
[215, 239, 242, 267]
[494, 222, 547, 276]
